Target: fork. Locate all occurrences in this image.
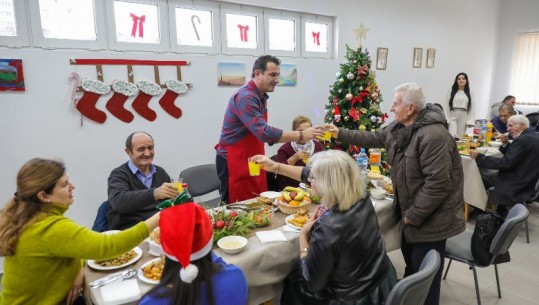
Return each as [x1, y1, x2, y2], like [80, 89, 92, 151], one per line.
[90, 267, 137, 288]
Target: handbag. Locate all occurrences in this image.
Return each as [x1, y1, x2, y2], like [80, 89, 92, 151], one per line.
[471, 212, 510, 265]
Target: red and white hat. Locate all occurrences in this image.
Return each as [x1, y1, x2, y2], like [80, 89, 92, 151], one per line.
[159, 203, 213, 283]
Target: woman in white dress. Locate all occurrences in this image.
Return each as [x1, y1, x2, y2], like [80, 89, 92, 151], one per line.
[448, 72, 474, 137]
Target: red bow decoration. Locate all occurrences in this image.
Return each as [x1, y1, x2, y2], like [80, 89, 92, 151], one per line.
[238, 24, 249, 42]
[130, 13, 145, 38]
[381, 113, 389, 123]
[312, 32, 320, 45]
[348, 108, 362, 122]
[349, 145, 361, 154]
[351, 91, 371, 107]
[356, 64, 368, 79]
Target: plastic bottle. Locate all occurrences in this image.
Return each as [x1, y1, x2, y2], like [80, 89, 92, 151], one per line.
[486, 120, 493, 144]
[356, 148, 369, 172]
[182, 183, 193, 202]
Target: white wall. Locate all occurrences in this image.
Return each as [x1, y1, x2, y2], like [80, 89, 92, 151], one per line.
[0, 0, 508, 248]
[491, 0, 539, 114]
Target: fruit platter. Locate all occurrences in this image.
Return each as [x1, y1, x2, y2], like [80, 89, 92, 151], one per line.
[276, 186, 312, 214]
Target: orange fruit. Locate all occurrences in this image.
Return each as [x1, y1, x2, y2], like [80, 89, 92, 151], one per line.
[289, 200, 300, 207]
[303, 197, 312, 204]
[278, 196, 285, 202]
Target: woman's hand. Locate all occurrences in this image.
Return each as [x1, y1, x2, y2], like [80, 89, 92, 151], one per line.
[324, 124, 339, 138]
[66, 268, 84, 305]
[251, 155, 279, 173]
[300, 207, 319, 236]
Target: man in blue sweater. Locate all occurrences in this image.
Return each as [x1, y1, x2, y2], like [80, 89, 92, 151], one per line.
[107, 132, 178, 230]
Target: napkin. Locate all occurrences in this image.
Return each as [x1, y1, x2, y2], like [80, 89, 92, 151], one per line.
[256, 230, 287, 244]
[100, 279, 141, 305]
[282, 225, 301, 233]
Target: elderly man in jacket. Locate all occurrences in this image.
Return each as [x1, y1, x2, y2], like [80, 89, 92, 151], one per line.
[470, 115, 539, 218]
[327, 83, 465, 305]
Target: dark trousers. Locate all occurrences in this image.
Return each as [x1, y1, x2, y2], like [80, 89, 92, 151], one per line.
[215, 154, 229, 204]
[401, 233, 446, 305]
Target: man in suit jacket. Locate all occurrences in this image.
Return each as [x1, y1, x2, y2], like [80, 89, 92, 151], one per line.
[470, 115, 539, 217]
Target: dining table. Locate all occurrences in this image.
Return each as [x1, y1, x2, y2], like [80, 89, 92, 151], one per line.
[460, 145, 503, 216]
[83, 196, 401, 305]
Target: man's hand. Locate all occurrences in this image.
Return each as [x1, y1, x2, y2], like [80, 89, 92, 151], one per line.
[498, 132, 509, 144]
[324, 124, 339, 139]
[302, 126, 324, 141]
[469, 150, 481, 160]
[154, 183, 179, 200]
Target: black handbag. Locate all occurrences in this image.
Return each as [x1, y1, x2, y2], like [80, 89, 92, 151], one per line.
[471, 212, 510, 265]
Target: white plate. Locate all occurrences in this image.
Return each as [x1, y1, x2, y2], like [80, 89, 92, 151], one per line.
[137, 257, 163, 285]
[285, 215, 303, 230]
[260, 191, 281, 200]
[87, 247, 143, 271]
[489, 141, 502, 148]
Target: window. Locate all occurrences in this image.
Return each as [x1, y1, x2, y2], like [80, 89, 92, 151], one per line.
[511, 33, 539, 105]
[264, 9, 300, 57]
[27, 0, 106, 49]
[0, 0, 29, 46]
[220, 3, 263, 56]
[106, 0, 169, 52]
[169, 0, 220, 54]
[301, 14, 333, 58]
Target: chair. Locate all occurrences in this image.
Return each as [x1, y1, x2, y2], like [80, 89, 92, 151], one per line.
[385, 250, 441, 305]
[180, 164, 222, 208]
[526, 112, 539, 132]
[91, 201, 110, 232]
[443, 203, 529, 305]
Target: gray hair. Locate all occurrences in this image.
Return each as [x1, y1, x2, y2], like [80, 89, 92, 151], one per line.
[395, 83, 426, 111]
[508, 114, 529, 128]
[310, 150, 365, 211]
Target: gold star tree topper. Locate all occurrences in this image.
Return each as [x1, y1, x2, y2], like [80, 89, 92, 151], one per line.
[354, 23, 370, 47]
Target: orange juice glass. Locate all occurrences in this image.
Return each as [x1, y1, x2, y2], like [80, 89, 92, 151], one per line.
[248, 159, 261, 176]
[322, 131, 332, 141]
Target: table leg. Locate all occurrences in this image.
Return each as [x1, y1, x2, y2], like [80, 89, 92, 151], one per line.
[464, 202, 469, 222]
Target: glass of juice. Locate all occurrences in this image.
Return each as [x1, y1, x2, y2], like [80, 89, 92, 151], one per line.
[248, 158, 261, 176]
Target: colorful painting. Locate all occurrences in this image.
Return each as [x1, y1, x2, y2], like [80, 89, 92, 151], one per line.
[0, 59, 25, 92]
[217, 62, 246, 86]
[278, 64, 297, 86]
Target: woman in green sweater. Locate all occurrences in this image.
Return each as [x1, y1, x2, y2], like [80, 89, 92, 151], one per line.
[0, 158, 160, 305]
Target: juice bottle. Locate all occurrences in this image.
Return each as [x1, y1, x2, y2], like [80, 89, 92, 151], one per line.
[486, 120, 493, 144]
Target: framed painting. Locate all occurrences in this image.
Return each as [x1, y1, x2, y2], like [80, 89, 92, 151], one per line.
[376, 48, 388, 70]
[426, 48, 436, 68]
[0, 59, 25, 91]
[413, 48, 422, 68]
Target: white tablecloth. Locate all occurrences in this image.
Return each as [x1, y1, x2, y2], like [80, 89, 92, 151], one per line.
[461, 147, 503, 210]
[85, 199, 401, 305]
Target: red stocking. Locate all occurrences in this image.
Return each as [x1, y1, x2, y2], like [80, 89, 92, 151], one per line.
[159, 80, 189, 119]
[133, 81, 162, 121]
[106, 80, 138, 123]
[76, 79, 110, 124]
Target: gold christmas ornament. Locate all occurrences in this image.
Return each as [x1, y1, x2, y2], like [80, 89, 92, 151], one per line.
[359, 124, 367, 130]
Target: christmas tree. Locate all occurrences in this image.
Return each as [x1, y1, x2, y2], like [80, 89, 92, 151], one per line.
[323, 45, 390, 173]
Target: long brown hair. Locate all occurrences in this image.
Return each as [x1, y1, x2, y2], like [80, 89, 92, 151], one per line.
[0, 158, 65, 256]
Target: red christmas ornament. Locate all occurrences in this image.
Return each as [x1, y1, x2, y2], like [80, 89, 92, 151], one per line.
[106, 80, 138, 123]
[76, 79, 110, 124]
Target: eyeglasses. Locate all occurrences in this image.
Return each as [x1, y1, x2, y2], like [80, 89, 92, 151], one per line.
[308, 173, 316, 183]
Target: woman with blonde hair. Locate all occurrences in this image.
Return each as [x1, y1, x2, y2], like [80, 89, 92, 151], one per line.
[0, 158, 160, 305]
[252, 150, 396, 304]
[276, 115, 323, 189]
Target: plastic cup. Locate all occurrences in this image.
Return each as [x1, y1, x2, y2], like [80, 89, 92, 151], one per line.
[248, 159, 261, 176]
[302, 157, 310, 164]
[172, 179, 183, 192]
[322, 131, 332, 141]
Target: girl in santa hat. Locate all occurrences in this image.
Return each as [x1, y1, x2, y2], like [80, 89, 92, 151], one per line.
[139, 203, 247, 305]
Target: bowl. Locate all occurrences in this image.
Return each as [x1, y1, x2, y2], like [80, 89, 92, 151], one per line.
[259, 191, 281, 200]
[217, 236, 248, 254]
[370, 188, 386, 200]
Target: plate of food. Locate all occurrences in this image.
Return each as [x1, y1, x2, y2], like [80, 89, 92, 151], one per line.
[260, 191, 281, 200]
[285, 214, 310, 230]
[88, 247, 142, 271]
[138, 256, 165, 284]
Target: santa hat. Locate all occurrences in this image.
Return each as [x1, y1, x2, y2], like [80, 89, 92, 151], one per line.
[159, 203, 213, 283]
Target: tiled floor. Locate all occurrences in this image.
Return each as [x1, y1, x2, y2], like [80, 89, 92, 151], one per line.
[387, 203, 539, 305]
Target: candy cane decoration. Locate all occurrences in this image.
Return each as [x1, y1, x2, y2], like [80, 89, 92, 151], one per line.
[191, 15, 201, 41]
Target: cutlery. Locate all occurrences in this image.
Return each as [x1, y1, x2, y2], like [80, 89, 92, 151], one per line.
[90, 267, 137, 288]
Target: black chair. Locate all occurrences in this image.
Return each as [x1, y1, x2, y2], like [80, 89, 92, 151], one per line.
[180, 164, 222, 208]
[385, 249, 441, 305]
[526, 112, 539, 132]
[91, 201, 110, 232]
[443, 204, 529, 305]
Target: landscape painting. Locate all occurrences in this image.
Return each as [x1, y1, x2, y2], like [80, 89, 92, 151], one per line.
[278, 64, 297, 86]
[217, 62, 246, 86]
